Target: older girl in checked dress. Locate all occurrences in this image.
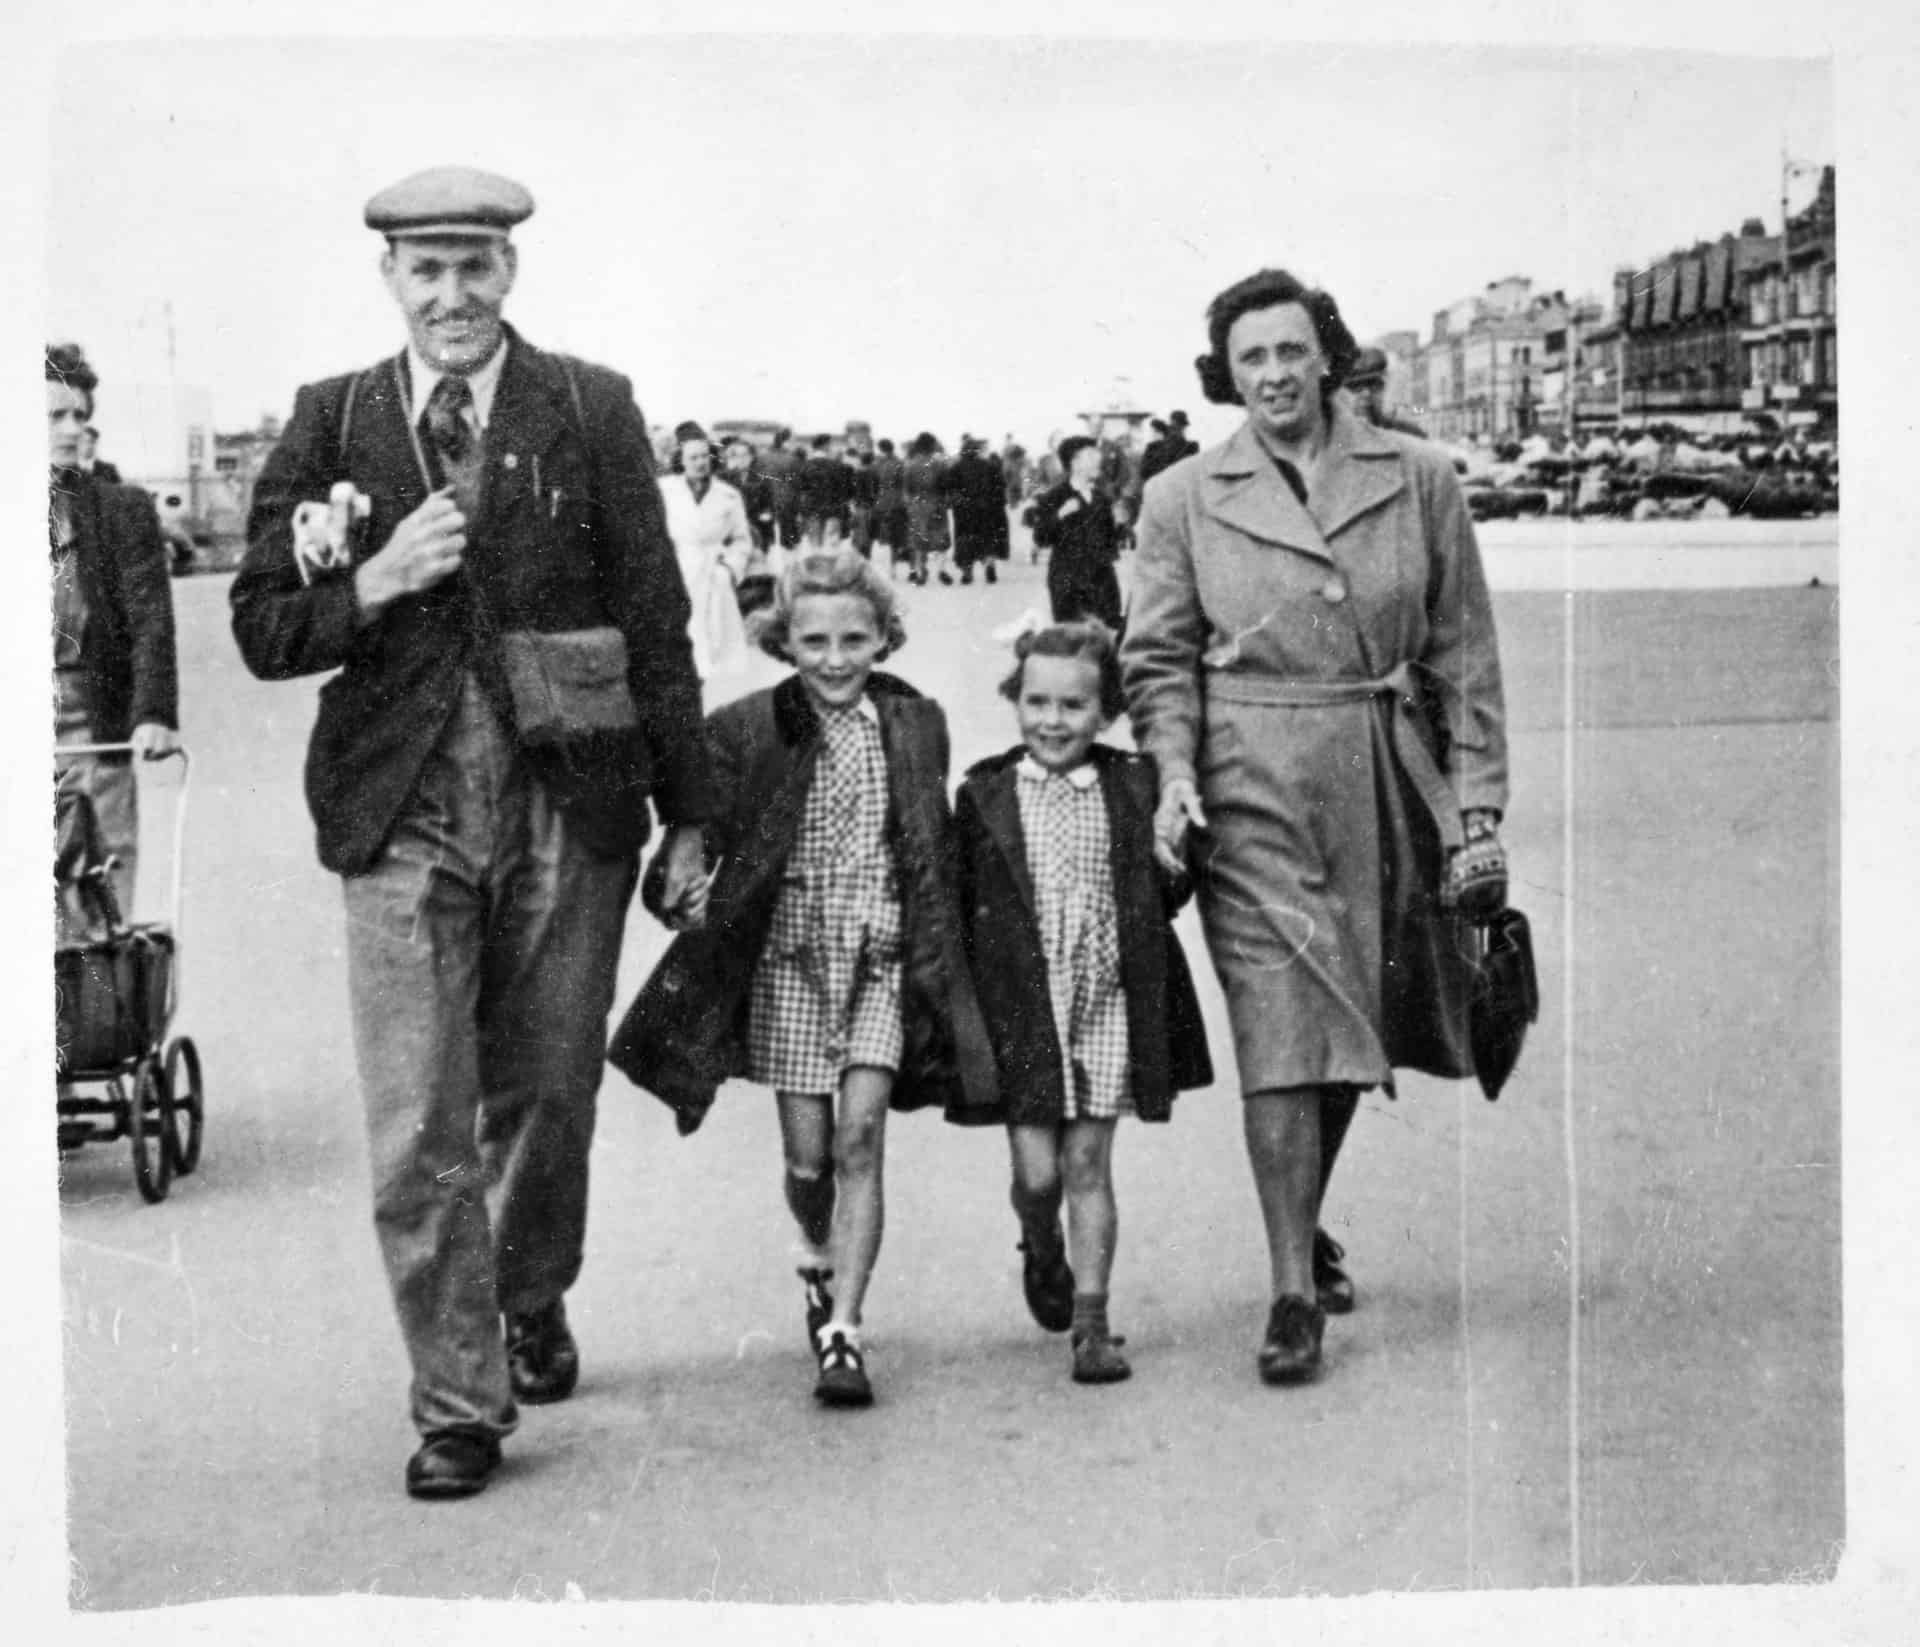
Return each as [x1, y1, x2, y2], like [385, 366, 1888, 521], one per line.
[609, 550, 996, 1408]
[955, 621, 1211, 1384]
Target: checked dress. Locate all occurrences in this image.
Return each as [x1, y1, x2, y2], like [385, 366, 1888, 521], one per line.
[748, 698, 904, 1093]
[1015, 757, 1131, 1119]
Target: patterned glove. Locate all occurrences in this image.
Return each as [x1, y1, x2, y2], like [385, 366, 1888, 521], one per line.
[1443, 809, 1508, 923]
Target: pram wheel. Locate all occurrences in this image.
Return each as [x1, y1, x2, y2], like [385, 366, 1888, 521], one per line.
[163, 1037, 204, 1176]
[130, 1056, 174, 1204]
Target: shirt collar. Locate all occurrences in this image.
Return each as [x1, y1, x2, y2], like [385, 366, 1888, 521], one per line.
[1017, 754, 1098, 788]
[818, 693, 879, 724]
[406, 335, 510, 430]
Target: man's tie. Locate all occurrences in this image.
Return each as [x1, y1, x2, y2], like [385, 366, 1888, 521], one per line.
[421, 374, 484, 518]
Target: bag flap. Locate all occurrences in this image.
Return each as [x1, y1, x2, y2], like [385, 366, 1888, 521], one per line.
[502, 627, 631, 687]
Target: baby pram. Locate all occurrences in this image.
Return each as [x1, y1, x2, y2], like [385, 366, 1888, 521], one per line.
[54, 743, 202, 1203]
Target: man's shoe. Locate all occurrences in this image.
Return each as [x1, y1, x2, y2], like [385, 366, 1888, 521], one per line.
[1070, 1329, 1132, 1385]
[1257, 1294, 1326, 1386]
[985, 562, 998, 584]
[813, 1325, 874, 1408]
[405, 1431, 502, 1500]
[1018, 1233, 1076, 1333]
[505, 1299, 580, 1405]
[1313, 1228, 1356, 1315]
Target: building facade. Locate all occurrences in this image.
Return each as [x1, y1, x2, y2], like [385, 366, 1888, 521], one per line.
[1412, 278, 1570, 443]
[1740, 164, 1837, 433]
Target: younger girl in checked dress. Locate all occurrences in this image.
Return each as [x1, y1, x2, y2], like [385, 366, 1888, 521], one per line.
[608, 549, 996, 1408]
[955, 621, 1212, 1384]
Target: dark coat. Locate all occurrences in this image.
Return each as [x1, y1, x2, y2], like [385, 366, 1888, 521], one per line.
[955, 744, 1212, 1125]
[1031, 481, 1124, 628]
[948, 450, 1010, 566]
[607, 671, 1000, 1133]
[63, 474, 180, 754]
[230, 329, 715, 875]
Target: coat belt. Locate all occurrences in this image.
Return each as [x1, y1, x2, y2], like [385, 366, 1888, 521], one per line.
[1202, 662, 1464, 851]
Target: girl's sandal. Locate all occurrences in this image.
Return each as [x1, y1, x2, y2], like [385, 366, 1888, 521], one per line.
[813, 1325, 874, 1408]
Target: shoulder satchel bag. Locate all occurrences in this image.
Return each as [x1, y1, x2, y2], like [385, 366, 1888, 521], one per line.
[340, 357, 641, 753]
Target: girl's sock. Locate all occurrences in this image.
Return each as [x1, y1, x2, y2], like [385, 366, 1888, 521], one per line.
[1071, 1291, 1111, 1341]
[785, 1166, 836, 1254]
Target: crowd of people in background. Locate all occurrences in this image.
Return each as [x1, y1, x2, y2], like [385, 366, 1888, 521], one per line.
[645, 410, 1203, 646]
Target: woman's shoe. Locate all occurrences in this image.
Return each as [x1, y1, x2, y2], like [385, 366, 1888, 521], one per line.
[1313, 1229, 1356, 1315]
[813, 1324, 874, 1408]
[1257, 1294, 1326, 1385]
[985, 562, 998, 583]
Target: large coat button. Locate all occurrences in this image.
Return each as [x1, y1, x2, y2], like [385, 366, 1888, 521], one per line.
[1322, 578, 1349, 604]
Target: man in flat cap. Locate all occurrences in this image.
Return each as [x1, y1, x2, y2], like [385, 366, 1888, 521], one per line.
[1345, 347, 1428, 438]
[1136, 408, 1199, 490]
[231, 166, 714, 1500]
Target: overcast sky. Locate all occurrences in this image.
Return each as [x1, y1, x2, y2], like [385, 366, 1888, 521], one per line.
[45, 35, 1829, 451]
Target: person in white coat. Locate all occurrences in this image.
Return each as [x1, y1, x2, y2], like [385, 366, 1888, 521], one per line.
[659, 427, 753, 679]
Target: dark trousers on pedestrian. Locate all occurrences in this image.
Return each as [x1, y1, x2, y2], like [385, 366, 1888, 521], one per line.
[342, 672, 638, 1441]
[1048, 562, 1124, 633]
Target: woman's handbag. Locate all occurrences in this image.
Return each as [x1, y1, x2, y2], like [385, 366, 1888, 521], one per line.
[496, 626, 640, 751]
[1470, 906, 1539, 1101]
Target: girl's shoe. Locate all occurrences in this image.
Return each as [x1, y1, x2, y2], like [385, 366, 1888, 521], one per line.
[813, 1324, 874, 1408]
[1070, 1329, 1132, 1385]
[799, 1266, 835, 1348]
[1018, 1233, 1076, 1333]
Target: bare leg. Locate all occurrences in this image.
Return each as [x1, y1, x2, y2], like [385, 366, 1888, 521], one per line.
[1007, 1124, 1065, 1245]
[1061, 1119, 1119, 1297]
[1243, 1087, 1325, 1302]
[776, 1092, 836, 1259]
[825, 1066, 893, 1327]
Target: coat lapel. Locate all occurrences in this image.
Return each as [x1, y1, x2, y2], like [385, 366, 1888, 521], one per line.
[974, 761, 1038, 915]
[1200, 422, 1334, 565]
[1199, 407, 1408, 557]
[350, 356, 434, 514]
[482, 334, 579, 494]
[1312, 402, 1408, 540]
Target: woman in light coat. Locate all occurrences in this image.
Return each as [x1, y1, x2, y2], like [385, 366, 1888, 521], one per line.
[658, 428, 753, 680]
[1122, 268, 1510, 1386]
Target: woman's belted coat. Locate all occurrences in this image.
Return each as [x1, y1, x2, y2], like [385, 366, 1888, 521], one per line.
[1121, 404, 1509, 1092]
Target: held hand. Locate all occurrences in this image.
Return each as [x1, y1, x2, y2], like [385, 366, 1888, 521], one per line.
[353, 490, 467, 620]
[1153, 778, 1208, 876]
[1056, 496, 1082, 519]
[655, 825, 711, 931]
[130, 722, 180, 760]
[1442, 810, 1508, 922]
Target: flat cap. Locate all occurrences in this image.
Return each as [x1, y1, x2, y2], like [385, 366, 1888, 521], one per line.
[1347, 347, 1389, 385]
[364, 166, 535, 240]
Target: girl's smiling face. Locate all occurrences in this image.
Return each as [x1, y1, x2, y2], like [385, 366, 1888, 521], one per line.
[1016, 652, 1108, 774]
[789, 591, 884, 711]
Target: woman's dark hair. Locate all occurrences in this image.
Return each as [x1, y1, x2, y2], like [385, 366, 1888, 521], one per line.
[998, 617, 1125, 723]
[47, 341, 99, 416]
[1056, 433, 1098, 471]
[1193, 269, 1359, 410]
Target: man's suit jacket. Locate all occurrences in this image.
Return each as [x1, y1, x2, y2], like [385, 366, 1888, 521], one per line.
[231, 328, 715, 876]
[63, 474, 179, 754]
